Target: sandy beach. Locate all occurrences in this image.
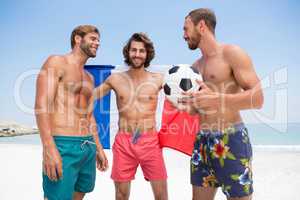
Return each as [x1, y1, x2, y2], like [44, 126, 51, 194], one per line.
[0, 140, 299, 200]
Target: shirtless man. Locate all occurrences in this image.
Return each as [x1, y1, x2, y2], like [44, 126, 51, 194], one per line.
[180, 8, 264, 200]
[94, 33, 168, 200]
[35, 25, 108, 200]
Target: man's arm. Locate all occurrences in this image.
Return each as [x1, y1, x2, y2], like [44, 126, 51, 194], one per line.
[181, 60, 202, 115]
[93, 75, 114, 100]
[90, 115, 108, 171]
[34, 55, 63, 181]
[87, 75, 108, 171]
[224, 45, 264, 110]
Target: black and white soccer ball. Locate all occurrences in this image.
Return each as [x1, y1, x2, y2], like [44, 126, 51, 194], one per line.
[163, 64, 203, 108]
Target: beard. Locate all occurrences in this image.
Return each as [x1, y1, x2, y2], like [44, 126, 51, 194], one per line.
[187, 32, 201, 50]
[129, 57, 146, 68]
[80, 41, 96, 58]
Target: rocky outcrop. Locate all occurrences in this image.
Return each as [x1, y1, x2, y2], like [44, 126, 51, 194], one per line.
[0, 121, 39, 137]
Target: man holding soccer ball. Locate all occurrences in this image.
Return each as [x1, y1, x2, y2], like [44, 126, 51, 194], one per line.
[180, 8, 264, 200]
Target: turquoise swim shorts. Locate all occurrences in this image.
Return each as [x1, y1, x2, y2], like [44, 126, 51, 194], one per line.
[43, 135, 96, 200]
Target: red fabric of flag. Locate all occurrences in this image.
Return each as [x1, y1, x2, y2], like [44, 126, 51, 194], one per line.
[158, 99, 200, 156]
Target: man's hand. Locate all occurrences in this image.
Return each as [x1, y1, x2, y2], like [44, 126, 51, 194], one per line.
[96, 148, 108, 171]
[43, 145, 63, 181]
[179, 80, 222, 115]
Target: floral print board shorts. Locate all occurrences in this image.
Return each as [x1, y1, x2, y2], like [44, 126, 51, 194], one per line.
[190, 123, 253, 198]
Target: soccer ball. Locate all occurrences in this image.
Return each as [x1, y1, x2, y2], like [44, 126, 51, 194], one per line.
[163, 64, 203, 108]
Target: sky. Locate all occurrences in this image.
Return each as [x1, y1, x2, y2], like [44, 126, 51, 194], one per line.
[0, 0, 299, 126]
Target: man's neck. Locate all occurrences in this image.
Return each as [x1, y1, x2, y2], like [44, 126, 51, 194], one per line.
[67, 49, 89, 69]
[199, 34, 219, 58]
[127, 67, 147, 78]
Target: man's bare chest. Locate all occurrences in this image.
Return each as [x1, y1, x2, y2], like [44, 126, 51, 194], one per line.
[59, 71, 93, 97]
[199, 59, 232, 85]
[115, 80, 160, 103]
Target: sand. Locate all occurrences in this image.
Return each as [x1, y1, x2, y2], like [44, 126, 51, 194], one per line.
[0, 143, 300, 200]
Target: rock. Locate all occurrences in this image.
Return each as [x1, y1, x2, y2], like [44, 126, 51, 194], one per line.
[0, 121, 39, 137]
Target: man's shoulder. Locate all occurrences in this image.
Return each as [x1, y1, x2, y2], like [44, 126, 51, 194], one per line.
[46, 55, 65, 63]
[43, 55, 66, 70]
[222, 44, 251, 68]
[105, 72, 124, 85]
[222, 44, 245, 58]
[148, 71, 163, 79]
[146, 71, 163, 88]
[147, 71, 163, 84]
[110, 72, 124, 79]
[192, 58, 204, 69]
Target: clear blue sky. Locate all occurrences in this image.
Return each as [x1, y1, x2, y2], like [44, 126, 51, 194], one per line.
[0, 0, 299, 126]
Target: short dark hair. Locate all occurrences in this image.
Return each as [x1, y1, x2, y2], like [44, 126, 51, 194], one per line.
[187, 8, 216, 35]
[70, 25, 99, 49]
[123, 33, 155, 68]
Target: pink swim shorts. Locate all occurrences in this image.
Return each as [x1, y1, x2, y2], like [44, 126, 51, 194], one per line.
[111, 131, 167, 182]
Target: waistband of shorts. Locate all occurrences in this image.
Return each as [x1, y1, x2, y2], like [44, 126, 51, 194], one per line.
[200, 122, 246, 135]
[53, 134, 94, 142]
[117, 130, 158, 138]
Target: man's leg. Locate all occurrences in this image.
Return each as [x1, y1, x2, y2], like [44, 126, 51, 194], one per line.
[114, 181, 131, 200]
[192, 186, 217, 200]
[73, 192, 85, 200]
[150, 180, 168, 200]
[42, 137, 78, 200]
[73, 137, 97, 200]
[138, 133, 168, 200]
[215, 126, 253, 200]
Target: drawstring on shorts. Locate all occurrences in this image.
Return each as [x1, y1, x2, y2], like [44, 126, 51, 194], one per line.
[80, 140, 96, 150]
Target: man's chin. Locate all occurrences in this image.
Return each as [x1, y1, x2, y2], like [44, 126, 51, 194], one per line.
[129, 61, 144, 69]
[83, 50, 96, 58]
[131, 65, 143, 69]
[87, 52, 97, 58]
[188, 43, 198, 50]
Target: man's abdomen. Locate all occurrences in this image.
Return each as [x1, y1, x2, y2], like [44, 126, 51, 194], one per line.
[51, 113, 91, 136]
[200, 110, 242, 131]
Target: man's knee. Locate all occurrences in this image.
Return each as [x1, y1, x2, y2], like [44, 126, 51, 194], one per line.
[115, 182, 130, 200]
[73, 191, 85, 200]
[192, 186, 217, 200]
[153, 192, 168, 200]
[228, 195, 252, 200]
[115, 190, 130, 200]
[152, 186, 168, 200]
[151, 181, 168, 200]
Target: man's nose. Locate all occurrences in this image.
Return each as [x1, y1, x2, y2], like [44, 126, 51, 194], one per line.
[135, 51, 141, 57]
[183, 34, 188, 41]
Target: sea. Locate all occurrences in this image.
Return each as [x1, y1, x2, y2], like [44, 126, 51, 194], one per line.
[1, 123, 300, 152]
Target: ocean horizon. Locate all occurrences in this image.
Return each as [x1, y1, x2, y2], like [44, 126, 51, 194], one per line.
[1, 123, 300, 151]
[247, 122, 300, 146]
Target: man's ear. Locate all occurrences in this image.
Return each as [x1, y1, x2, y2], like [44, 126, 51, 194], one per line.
[197, 20, 206, 34]
[74, 35, 82, 47]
